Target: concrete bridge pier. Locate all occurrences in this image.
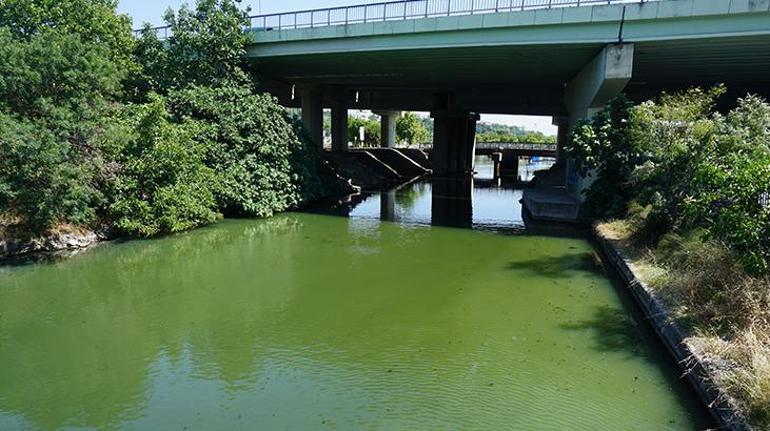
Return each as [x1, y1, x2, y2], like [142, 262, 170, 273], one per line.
[491, 152, 502, 179]
[431, 110, 480, 176]
[552, 116, 570, 163]
[300, 87, 323, 149]
[499, 152, 519, 179]
[331, 94, 349, 152]
[375, 111, 401, 148]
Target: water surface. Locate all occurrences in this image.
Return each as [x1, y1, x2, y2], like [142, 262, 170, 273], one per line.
[0, 174, 710, 430]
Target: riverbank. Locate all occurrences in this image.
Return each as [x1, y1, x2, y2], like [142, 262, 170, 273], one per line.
[595, 220, 767, 429]
[0, 153, 396, 262]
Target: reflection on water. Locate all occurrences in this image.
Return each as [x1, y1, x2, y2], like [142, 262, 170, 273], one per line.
[0, 163, 713, 430]
[338, 179, 527, 233]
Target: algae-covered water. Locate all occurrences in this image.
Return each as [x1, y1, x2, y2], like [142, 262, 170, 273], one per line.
[0, 179, 710, 430]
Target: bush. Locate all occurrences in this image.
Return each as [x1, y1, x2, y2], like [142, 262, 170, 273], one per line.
[168, 85, 313, 217]
[109, 96, 219, 236]
[565, 96, 638, 218]
[0, 113, 102, 231]
[570, 87, 770, 274]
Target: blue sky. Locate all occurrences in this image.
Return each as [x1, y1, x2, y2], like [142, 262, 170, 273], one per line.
[117, 0, 556, 134]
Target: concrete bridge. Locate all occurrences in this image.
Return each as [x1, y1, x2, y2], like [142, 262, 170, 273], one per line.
[143, 0, 770, 188]
[237, 0, 770, 181]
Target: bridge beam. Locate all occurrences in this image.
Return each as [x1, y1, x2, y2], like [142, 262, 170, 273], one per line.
[300, 87, 323, 149]
[375, 110, 400, 148]
[431, 110, 479, 176]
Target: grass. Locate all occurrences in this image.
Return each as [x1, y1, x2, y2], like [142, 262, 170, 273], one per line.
[598, 219, 770, 427]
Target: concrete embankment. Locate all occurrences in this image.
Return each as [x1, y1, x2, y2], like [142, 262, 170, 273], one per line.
[594, 225, 751, 431]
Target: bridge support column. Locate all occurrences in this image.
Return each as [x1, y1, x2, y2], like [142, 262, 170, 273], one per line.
[431, 110, 479, 176]
[491, 152, 502, 179]
[552, 116, 570, 163]
[375, 111, 400, 148]
[331, 97, 348, 152]
[499, 152, 519, 180]
[564, 43, 634, 198]
[300, 88, 323, 149]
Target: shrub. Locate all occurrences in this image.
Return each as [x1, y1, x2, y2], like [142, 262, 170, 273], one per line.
[0, 113, 102, 231]
[168, 85, 307, 217]
[564, 96, 638, 218]
[109, 96, 219, 236]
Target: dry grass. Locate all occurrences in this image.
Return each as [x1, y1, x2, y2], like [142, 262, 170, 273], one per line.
[598, 219, 770, 428]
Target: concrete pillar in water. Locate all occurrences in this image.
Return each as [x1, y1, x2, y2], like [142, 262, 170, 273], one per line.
[499, 151, 519, 180]
[331, 95, 349, 152]
[491, 152, 502, 179]
[430, 110, 480, 176]
[380, 189, 396, 222]
[375, 111, 400, 148]
[431, 177, 473, 229]
[300, 87, 324, 149]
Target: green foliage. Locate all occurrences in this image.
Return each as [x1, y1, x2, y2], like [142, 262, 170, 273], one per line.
[0, 113, 102, 231]
[396, 112, 430, 146]
[0, 0, 135, 71]
[570, 86, 770, 273]
[109, 96, 218, 237]
[0, 28, 121, 118]
[348, 116, 381, 147]
[565, 96, 638, 218]
[0, 0, 350, 238]
[168, 85, 304, 217]
[475, 122, 556, 144]
[0, 2, 131, 233]
[133, 0, 250, 94]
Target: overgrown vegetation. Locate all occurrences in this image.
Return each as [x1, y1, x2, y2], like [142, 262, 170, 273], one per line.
[571, 87, 770, 426]
[0, 0, 339, 239]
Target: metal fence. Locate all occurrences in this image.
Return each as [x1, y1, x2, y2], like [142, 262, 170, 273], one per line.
[134, 0, 657, 38]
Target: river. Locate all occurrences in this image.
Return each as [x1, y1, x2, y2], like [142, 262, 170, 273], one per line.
[0, 158, 712, 430]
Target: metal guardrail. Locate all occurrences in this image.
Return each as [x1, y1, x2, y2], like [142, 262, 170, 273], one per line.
[134, 0, 656, 38]
[414, 142, 557, 151]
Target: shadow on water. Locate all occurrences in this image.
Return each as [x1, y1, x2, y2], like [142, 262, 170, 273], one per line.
[505, 252, 603, 278]
[560, 305, 651, 359]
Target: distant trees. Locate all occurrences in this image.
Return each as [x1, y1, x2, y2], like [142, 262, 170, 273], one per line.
[348, 116, 381, 147]
[396, 112, 430, 146]
[475, 122, 556, 144]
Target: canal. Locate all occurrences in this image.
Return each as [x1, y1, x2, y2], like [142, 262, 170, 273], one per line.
[0, 159, 712, 430]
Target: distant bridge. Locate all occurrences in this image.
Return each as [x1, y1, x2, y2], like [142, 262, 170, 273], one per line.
[410, 142, 557, 156]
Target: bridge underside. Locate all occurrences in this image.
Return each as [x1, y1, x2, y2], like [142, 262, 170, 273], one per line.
[254, 34, 770, 116]
[248, 0, 770, 182]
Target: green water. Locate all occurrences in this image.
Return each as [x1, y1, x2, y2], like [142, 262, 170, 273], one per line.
[0, 180, 710, 430]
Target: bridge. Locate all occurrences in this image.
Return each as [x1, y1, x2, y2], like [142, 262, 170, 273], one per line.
[141, 0, 770, 188]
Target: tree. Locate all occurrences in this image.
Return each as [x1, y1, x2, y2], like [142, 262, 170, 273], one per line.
[109, 96, 219, 237]
[132, 0, 250, 94]
[396, 112, 430, 146]
[348, 116, 381, 147]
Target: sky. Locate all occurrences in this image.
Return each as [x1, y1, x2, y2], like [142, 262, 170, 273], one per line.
[117, 0, 557, 135]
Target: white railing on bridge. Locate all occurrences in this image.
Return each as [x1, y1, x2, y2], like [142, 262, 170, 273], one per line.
[411, 142, 557, 151]
[134, 0, 658, 38]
